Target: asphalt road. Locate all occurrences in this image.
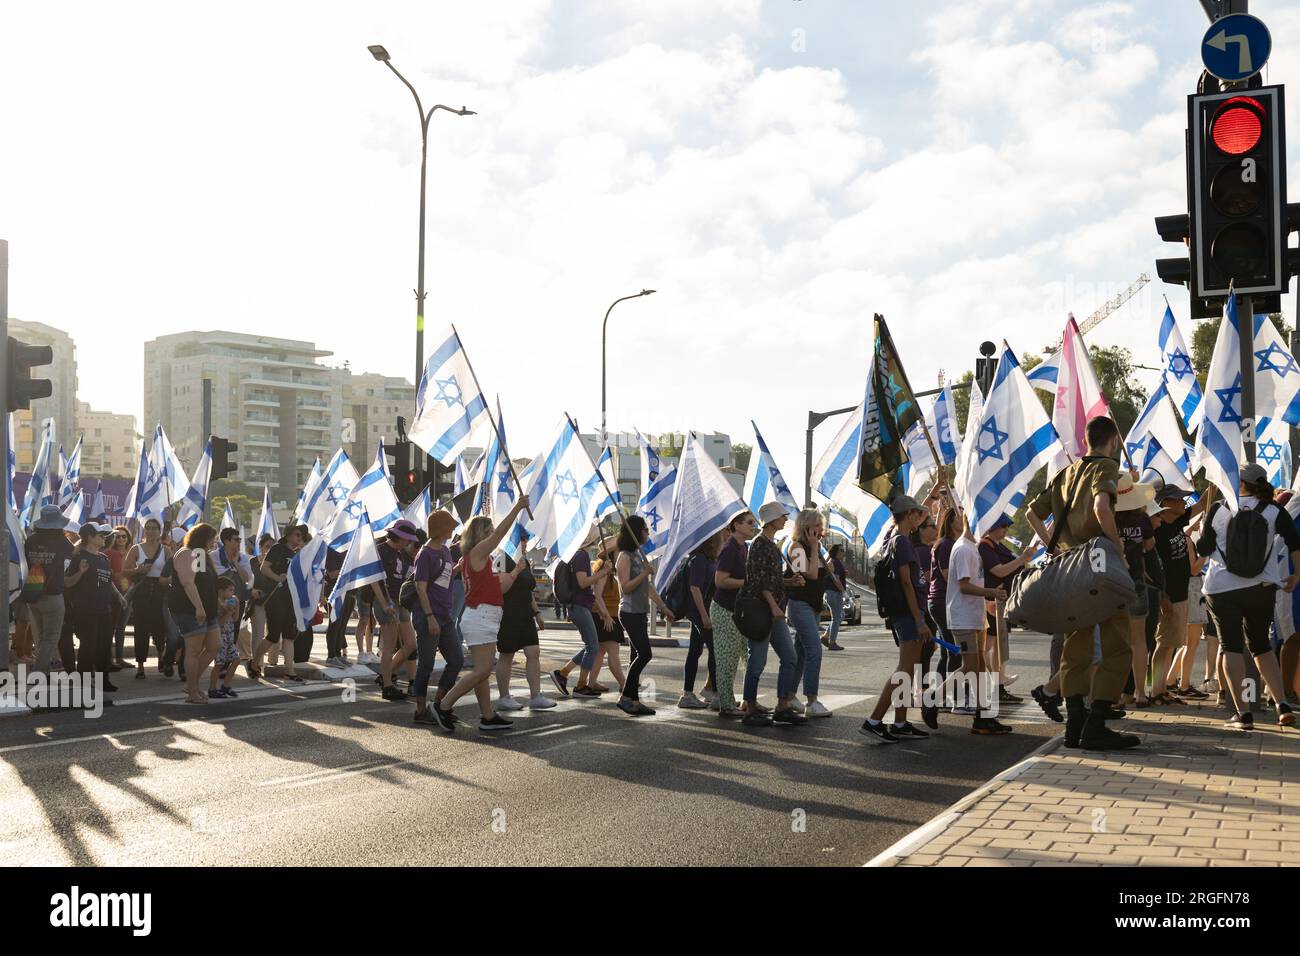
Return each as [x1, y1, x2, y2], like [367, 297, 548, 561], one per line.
[0, 616, 1061, 866]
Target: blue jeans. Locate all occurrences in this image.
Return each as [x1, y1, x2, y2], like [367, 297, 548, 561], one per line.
[825, 589, 845, 642]
[787, 599, 823, 699]
[743, 615, 797, 702]
[412, 611, 464, 699]
[568, 604, 600, 670]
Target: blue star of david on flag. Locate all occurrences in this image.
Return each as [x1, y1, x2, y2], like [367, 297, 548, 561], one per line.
[1165, 348, 1194, 382]
[326, 482, 350, 504]
[976, 415, 1009, 464]
[1255, 342, 1299, 378]
[1257, 438, 1285, 466]
[645, 506, 662, 532]
[344, 498, 365, 519]
[1215, 374, 1243, 424]
[433, 377, 463, 408]
[554, 469, 578, 505]
[498, 469, 513, 494]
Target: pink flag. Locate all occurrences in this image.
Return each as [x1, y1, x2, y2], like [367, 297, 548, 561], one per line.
[1050, 315, 1110, 477]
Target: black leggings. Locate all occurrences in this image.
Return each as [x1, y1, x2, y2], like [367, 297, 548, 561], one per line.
[620, 611, 651, 701]
[72, 609, 113, 675]
[683, 614, 715, 693]
[132, 585, 166, 665]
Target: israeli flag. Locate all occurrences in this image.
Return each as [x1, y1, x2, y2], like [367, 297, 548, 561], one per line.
[487, 399, 518, 519]
[58, 437, 82, 507]
[1193, 293, 1247, 504]
[331, 506, 386, 620]
[61, 492, 84, 528]
[654, 432, 747, 592]
[809, 401, 862, 503]
[743, 421, 801, 519]
[144, 424, 191, 508]
[407, 326, 489, 465]
[287, 533, 329, 632]
[7, 414, 18, 513]
[594, 446, 620, 519]
[827, 512, 857, 541]
[1026, 350, 1061, 394]
[8, 501, 27, 598]
[1126, 380, 1191, 479]
[637, 430, 662, 493]
[326, 441, 402, 552]
[177, 437, 213, 530]
[833, 481, 894, 557]
[1250, 308, 1300, 427]
[122, 441, 149, 522]
[1157, 305, 1204, 430]
[21, 420, 55, 529]
[1138, 434, 1193, 492]
[501, 454, 543, 559]
[519, 418, 616, 566]
[221, 499, 238, 532]
[89, 480, 107, 521]
[298, 449, 361, 534]
[955, 342, 1062, 537]
[256, 485, 279, 555]
[403, 485, 432, 530]
[453, 454, 470, 497]
[1253, 415, 1292, 489]
[638, 465, 678, 560]
[291, 457, 322, 525]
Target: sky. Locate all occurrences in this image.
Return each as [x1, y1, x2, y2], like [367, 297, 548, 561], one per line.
[3, 0, 1299, 500]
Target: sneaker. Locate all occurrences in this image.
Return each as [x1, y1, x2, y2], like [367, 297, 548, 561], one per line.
[618, 697, 655, 716]
[135, 666, 146, 680]
[207, 687, 227, 699]
[700, 688, 719, 705]
[1031, 685, 1064, 722]
[741, 711, 773, 727]
[413, 707, 438, 726]
[806, 701, 832, 718]
[528, 695, 557, 710]
[432, 705, 456, 731]
[381, 685, 408, 702]
[496, 695, 523, 711]
[788, 699, 806, 715]
[479, 714, 513, 731]
[324, 656, 346, 669]
[858, 719, 898, 743]
[772, 708, 808, 726]
[998, 687, 1023, 705]
[718, 706, 745, 719]
[893, 721, 930, 739]
[224, 688, 239, 698]
[1225, 713, 1255, 730]
[1173, 684, 1209, 700]
[1279, 706, 1296, 727]
[677, 692, 708, 709]
[971, 718, 1014, 735]
[573, 685, 602, 699]
[549, 670, 570, 698]
[951, 705, 979, 717]
[921, 705, 939, 730]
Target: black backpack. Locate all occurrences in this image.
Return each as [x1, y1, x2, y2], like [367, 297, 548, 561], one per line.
[1222, 500, 1273, 578]
[872, 537, 906, 619]
[553, 560, 579, 605]
[663, 564, 692, 620]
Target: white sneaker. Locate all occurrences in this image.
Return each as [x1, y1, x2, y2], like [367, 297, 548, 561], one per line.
[528, 695, 556, 710]
[700, 689, 719, 705]
[807, 701, 832, 718]
[789, 698, 806, 714]
[952, 705, 979, 716]
[1003, 673, 1020, 687]
[677, 692, 708, 709]
[496, 695, 524, 711]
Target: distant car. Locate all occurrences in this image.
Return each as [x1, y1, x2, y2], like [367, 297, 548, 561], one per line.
[819, 587, 862, 626]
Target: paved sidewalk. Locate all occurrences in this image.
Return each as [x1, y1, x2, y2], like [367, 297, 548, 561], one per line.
[869, 698, 1300, 866]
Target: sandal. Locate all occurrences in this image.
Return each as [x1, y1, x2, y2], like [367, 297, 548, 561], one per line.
[1133, 697, 1152, 708]
[283, 674, 305, 683]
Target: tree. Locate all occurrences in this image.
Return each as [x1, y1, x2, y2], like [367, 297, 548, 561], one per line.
[207, 494, 258, 530]
[731, 443, 752, 473]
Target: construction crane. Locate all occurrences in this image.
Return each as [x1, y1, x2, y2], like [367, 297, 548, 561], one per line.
[1041, 273, 1150, 353]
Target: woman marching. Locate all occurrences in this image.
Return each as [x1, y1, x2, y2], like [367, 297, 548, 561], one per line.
[411, 510, 466, 731]
[123, 518, 170, 680]
[168, 523, 222, 705]
[434, 494, 531, 732]
[785, 510, 832, 718]
[549, 528, 614, 699]
[677, 533, 720, 710]
[614, 515, 677, 717]
[710, 510, 757, 718]
[494, 531, 556, 710]
[66, 522, 119, 702]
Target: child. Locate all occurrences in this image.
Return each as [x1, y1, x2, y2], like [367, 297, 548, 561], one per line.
[209, 577, 241, 699]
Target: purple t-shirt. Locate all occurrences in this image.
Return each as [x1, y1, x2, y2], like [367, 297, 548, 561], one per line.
[892, 533, 923, 599]
[929, 538, 953, 607]
[377, 540, 412, 602]
[713, 537, 746, 612]
[688, 553, 716, 620]
[414, 544, 454, 618]
[570, 549, 595, 609]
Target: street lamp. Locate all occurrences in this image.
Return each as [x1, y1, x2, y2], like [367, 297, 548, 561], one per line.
[600, 289, 656, 448]
[368, 43, 475, 486]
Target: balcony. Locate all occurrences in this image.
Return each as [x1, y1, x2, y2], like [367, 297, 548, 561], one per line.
[244, 412, 280, 426]
[297, 398, 328, 409]
[242, 374, 331, 393]
[296, 419, 330, 431]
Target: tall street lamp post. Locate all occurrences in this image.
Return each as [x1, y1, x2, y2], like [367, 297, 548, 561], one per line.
[600, 289, 656, 449]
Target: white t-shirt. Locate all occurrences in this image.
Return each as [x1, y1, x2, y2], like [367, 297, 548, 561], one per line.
[945, 537, 986, 631]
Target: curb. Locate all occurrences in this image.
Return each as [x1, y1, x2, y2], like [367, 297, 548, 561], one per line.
[863, 732, 1063, 867]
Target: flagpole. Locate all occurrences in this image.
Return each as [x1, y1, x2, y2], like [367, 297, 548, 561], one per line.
[449, 324, 533, 521]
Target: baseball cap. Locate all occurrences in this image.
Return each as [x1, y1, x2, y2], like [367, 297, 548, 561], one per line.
[889, 495, 925, 518]
[1240, 462, 1268, 485]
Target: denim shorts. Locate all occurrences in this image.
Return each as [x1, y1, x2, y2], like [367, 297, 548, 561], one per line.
[172, 611, 213, 638]
[891, 616, 923, 643]
[374, 603, 411, 626]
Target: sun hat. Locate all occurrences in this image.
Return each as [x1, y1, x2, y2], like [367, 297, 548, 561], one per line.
[387, 519, 420, 542]
[33, 505, 70, 531]
[1115, 473, 1157, 512]
[758, 501, 791, 526]
[426, 510, 457, 540]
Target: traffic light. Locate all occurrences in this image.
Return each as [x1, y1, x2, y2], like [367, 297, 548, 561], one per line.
[210, 435, 237, 481]
[1155, 213, 1221, 319]
[1190, 84, 1288, 305]
[430, 454, 455, 501]
[390, 438, 417, 504]
[6, 337, 53, 412]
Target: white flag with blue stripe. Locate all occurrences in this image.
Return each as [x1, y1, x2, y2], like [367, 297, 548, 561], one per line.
[1137, 434, 1192, 491]
[288, 533, 329, 632]
[407, 326, 490, 465]
[331, 506, 387, 620]
[221, 499, 237, 532]
[58, 437, 82, 507]
[520, 418, 616, 566]
[453, 455, 470, 497]
[486, 399, 518, 519]
[810, 401, 862, 503]
[595, 446, 620, 520]
[8, 501, 26, 598]
[743, 421, 800, 518]
[291, 456, 322, 525]
[501, 454, 542, 560]
[1250, 308, 1300, 427]
[298, 449, 361, 534]
[21, 420, 55, 529]
[123, 440, 148, 522]
[834, 481, 894, 557]
[654, 432, 747, 592]
[1157, 304, 1203, 430]
[326, 441, 402, 551]
[256, 485, 279, 555]
[177, 437, 213, 529]
[1252, 415, 1292, 489]
[1126, 380, 1191, 480]
[955, 342, 1063, 537]
[7, 414, 18, 513]
[1192, 292, 1247, 504]
[403, 485, 432, 530]
[89, 480, 107, 521]
[144, 424, 191, 509]
[637, 430, 662, 493]
[637, 465, 677, 560]
[1026, 350, 1061, 394]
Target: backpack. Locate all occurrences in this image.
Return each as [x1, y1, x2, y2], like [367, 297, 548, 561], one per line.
[398, 572, 419, 610]
[872, 537, 906, 619]
[1222, 500, 1273, 578]
[553, 560, 579, 605]
[663, 564, 691, 620]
